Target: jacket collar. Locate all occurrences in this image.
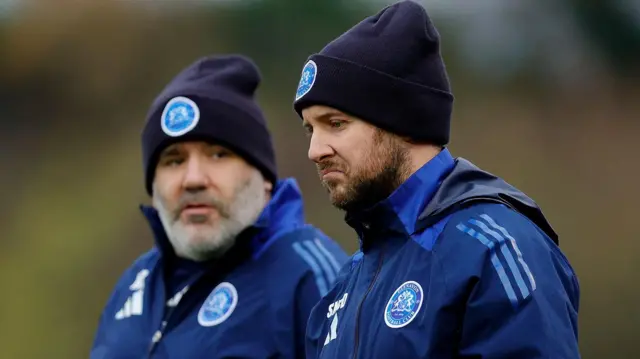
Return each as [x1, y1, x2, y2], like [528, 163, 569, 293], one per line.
[345, 148, 455, 249]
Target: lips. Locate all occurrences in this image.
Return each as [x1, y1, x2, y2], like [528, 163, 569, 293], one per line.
[319, 168, 342, 176]
[180, 203, 215, 216]
[182, 203, 211, 210]
[317, 162, 344, 176]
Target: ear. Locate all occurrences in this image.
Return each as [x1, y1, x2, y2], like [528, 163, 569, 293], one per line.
[264, 180, 273, 193]
[151, 182, 158, 206]
[150, 189, 161, 210]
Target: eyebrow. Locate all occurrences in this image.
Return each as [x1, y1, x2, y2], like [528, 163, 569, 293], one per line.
[302, 110, 346, 128]
[160, 146, 180, 157]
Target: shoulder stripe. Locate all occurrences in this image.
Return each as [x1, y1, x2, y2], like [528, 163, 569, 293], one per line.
[456, 223, 519, 306]
[468, 218, 532, 301]
[303, 240, 336, 284]
[292, 242, 329, 295]
[479, 214, 536, 291]
[313, 238, 342, 273]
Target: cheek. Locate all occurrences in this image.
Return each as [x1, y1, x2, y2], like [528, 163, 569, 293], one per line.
[207, 164, 251, 198]
[335, 129, 378, 168]
[344, 146, 374, 172]
[153, 178, 181, 210]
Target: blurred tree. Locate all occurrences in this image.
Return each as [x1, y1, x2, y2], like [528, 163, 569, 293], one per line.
[570, 0, 640, 77]
[1, 1, 639, 358]
[214, 0, 368, 96]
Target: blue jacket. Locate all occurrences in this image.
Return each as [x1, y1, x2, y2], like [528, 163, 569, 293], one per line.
[306, 149, 581, 359]
[90, 178, 349, 359]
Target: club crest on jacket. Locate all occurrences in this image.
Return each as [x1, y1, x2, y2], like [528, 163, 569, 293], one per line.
[384, 280, 424, 329]
[198, 282, 238, 327]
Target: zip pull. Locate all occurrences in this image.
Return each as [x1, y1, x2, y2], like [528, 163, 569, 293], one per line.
[147, 321, 167, 357]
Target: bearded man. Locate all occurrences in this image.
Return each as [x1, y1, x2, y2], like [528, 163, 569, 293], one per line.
[90, 54, 348, 359]
[293, 2, 581, 358]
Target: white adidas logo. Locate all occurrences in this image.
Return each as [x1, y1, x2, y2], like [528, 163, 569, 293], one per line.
[115, 269, 190, 320]
[115, 269, 149, 320]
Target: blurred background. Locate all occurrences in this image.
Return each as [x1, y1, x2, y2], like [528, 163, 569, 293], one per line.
[1, 0, 638, 358]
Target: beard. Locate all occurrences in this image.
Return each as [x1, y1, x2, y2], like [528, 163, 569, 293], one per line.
[153, 171, 267, 262]
[318, 129, 411, 213]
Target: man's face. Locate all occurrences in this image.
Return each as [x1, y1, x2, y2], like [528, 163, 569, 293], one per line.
[152, 141, 271, 261]
[302, 105, 410, 212]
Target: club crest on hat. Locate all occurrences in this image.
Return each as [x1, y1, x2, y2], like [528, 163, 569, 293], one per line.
[198, 282, 238, 327]
[161, 96, 200, 137]
[295, 60, 317, 101]
[384, 280, 424, 329]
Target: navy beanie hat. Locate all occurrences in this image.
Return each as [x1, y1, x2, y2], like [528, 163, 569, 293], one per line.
[142, 54, 277, 195]
[293, 0, 453, 145]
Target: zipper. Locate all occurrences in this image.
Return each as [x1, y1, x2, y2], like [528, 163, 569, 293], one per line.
[144, 262, 171, 359]
[146, 274, 208, 359]
[351, 243, 385, 359]
[143, 229, 256, 358]
[147, 319, 168, 357]
[145, 266, 198, 358]
[145, 251, 244, 358]
[147, 301, 179, 359]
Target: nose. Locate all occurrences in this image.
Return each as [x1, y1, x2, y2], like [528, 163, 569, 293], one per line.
[182, 156, 209, 192]
[307, 132, 335, 163]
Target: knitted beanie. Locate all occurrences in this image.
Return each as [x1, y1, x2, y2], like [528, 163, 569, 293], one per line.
[142, 54, 277, 195]
[293, 0, 453, 145]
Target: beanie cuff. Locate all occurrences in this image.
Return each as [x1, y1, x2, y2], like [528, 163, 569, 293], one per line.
[142, 96, 277, 195]
[293, 54, 453, 145]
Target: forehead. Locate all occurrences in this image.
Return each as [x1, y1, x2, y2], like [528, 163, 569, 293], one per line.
[160, 140, 230, 155]
[301, 105, 348, 125]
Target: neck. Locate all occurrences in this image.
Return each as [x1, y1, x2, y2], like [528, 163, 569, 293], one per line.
[405, 143, 442, 179]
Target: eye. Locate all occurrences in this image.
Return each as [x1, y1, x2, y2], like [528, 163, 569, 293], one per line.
[211, 150, 231, 159]
[303, 124, 313, 137]
[159, 157, 183, 167]
[329, 119, 345, 129]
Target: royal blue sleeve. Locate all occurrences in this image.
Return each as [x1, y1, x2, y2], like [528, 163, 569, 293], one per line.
[89, 285, 119, 359]
[446, 204, 581, 358]
[271, 268, 323, 359]
[270, 232, 350, 359]
[294, 235, 350, 358]
[88, 255, 155, 359]
[293, 269, 325, 357]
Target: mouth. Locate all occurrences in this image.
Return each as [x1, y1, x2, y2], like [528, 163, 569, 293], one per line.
[319, 169, 345, 182]
[180, 203, 216, 217]
[318, 169, 332, 175]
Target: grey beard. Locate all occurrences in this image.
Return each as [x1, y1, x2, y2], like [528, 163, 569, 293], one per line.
[153, 171, 267, 262]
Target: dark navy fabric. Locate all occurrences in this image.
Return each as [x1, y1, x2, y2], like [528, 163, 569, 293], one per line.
[305, 149, 581, 359]
[90, 178, 349, 359]
[142, 54, 277, 195]
[293, 1, 453, 145]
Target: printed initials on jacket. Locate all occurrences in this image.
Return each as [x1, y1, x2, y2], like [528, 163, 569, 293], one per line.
[324, 293, 348, 346]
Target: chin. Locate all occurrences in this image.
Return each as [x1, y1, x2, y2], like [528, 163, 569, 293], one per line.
[183, 220, 217, 232]
[328, 192, 349, 209]
[187, 229, 219, 245]
[324, 179, 345, 193]
[178, 237, 228, 259]
[173, 226, 214, 247]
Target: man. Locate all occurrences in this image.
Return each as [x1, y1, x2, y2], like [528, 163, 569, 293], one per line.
[90, 54, 348, 359]
[292, 1, 581, 358]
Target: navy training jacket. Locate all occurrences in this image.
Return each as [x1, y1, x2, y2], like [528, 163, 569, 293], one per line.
[90, 178, 349, 359]
[306, 149, 581, 359]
